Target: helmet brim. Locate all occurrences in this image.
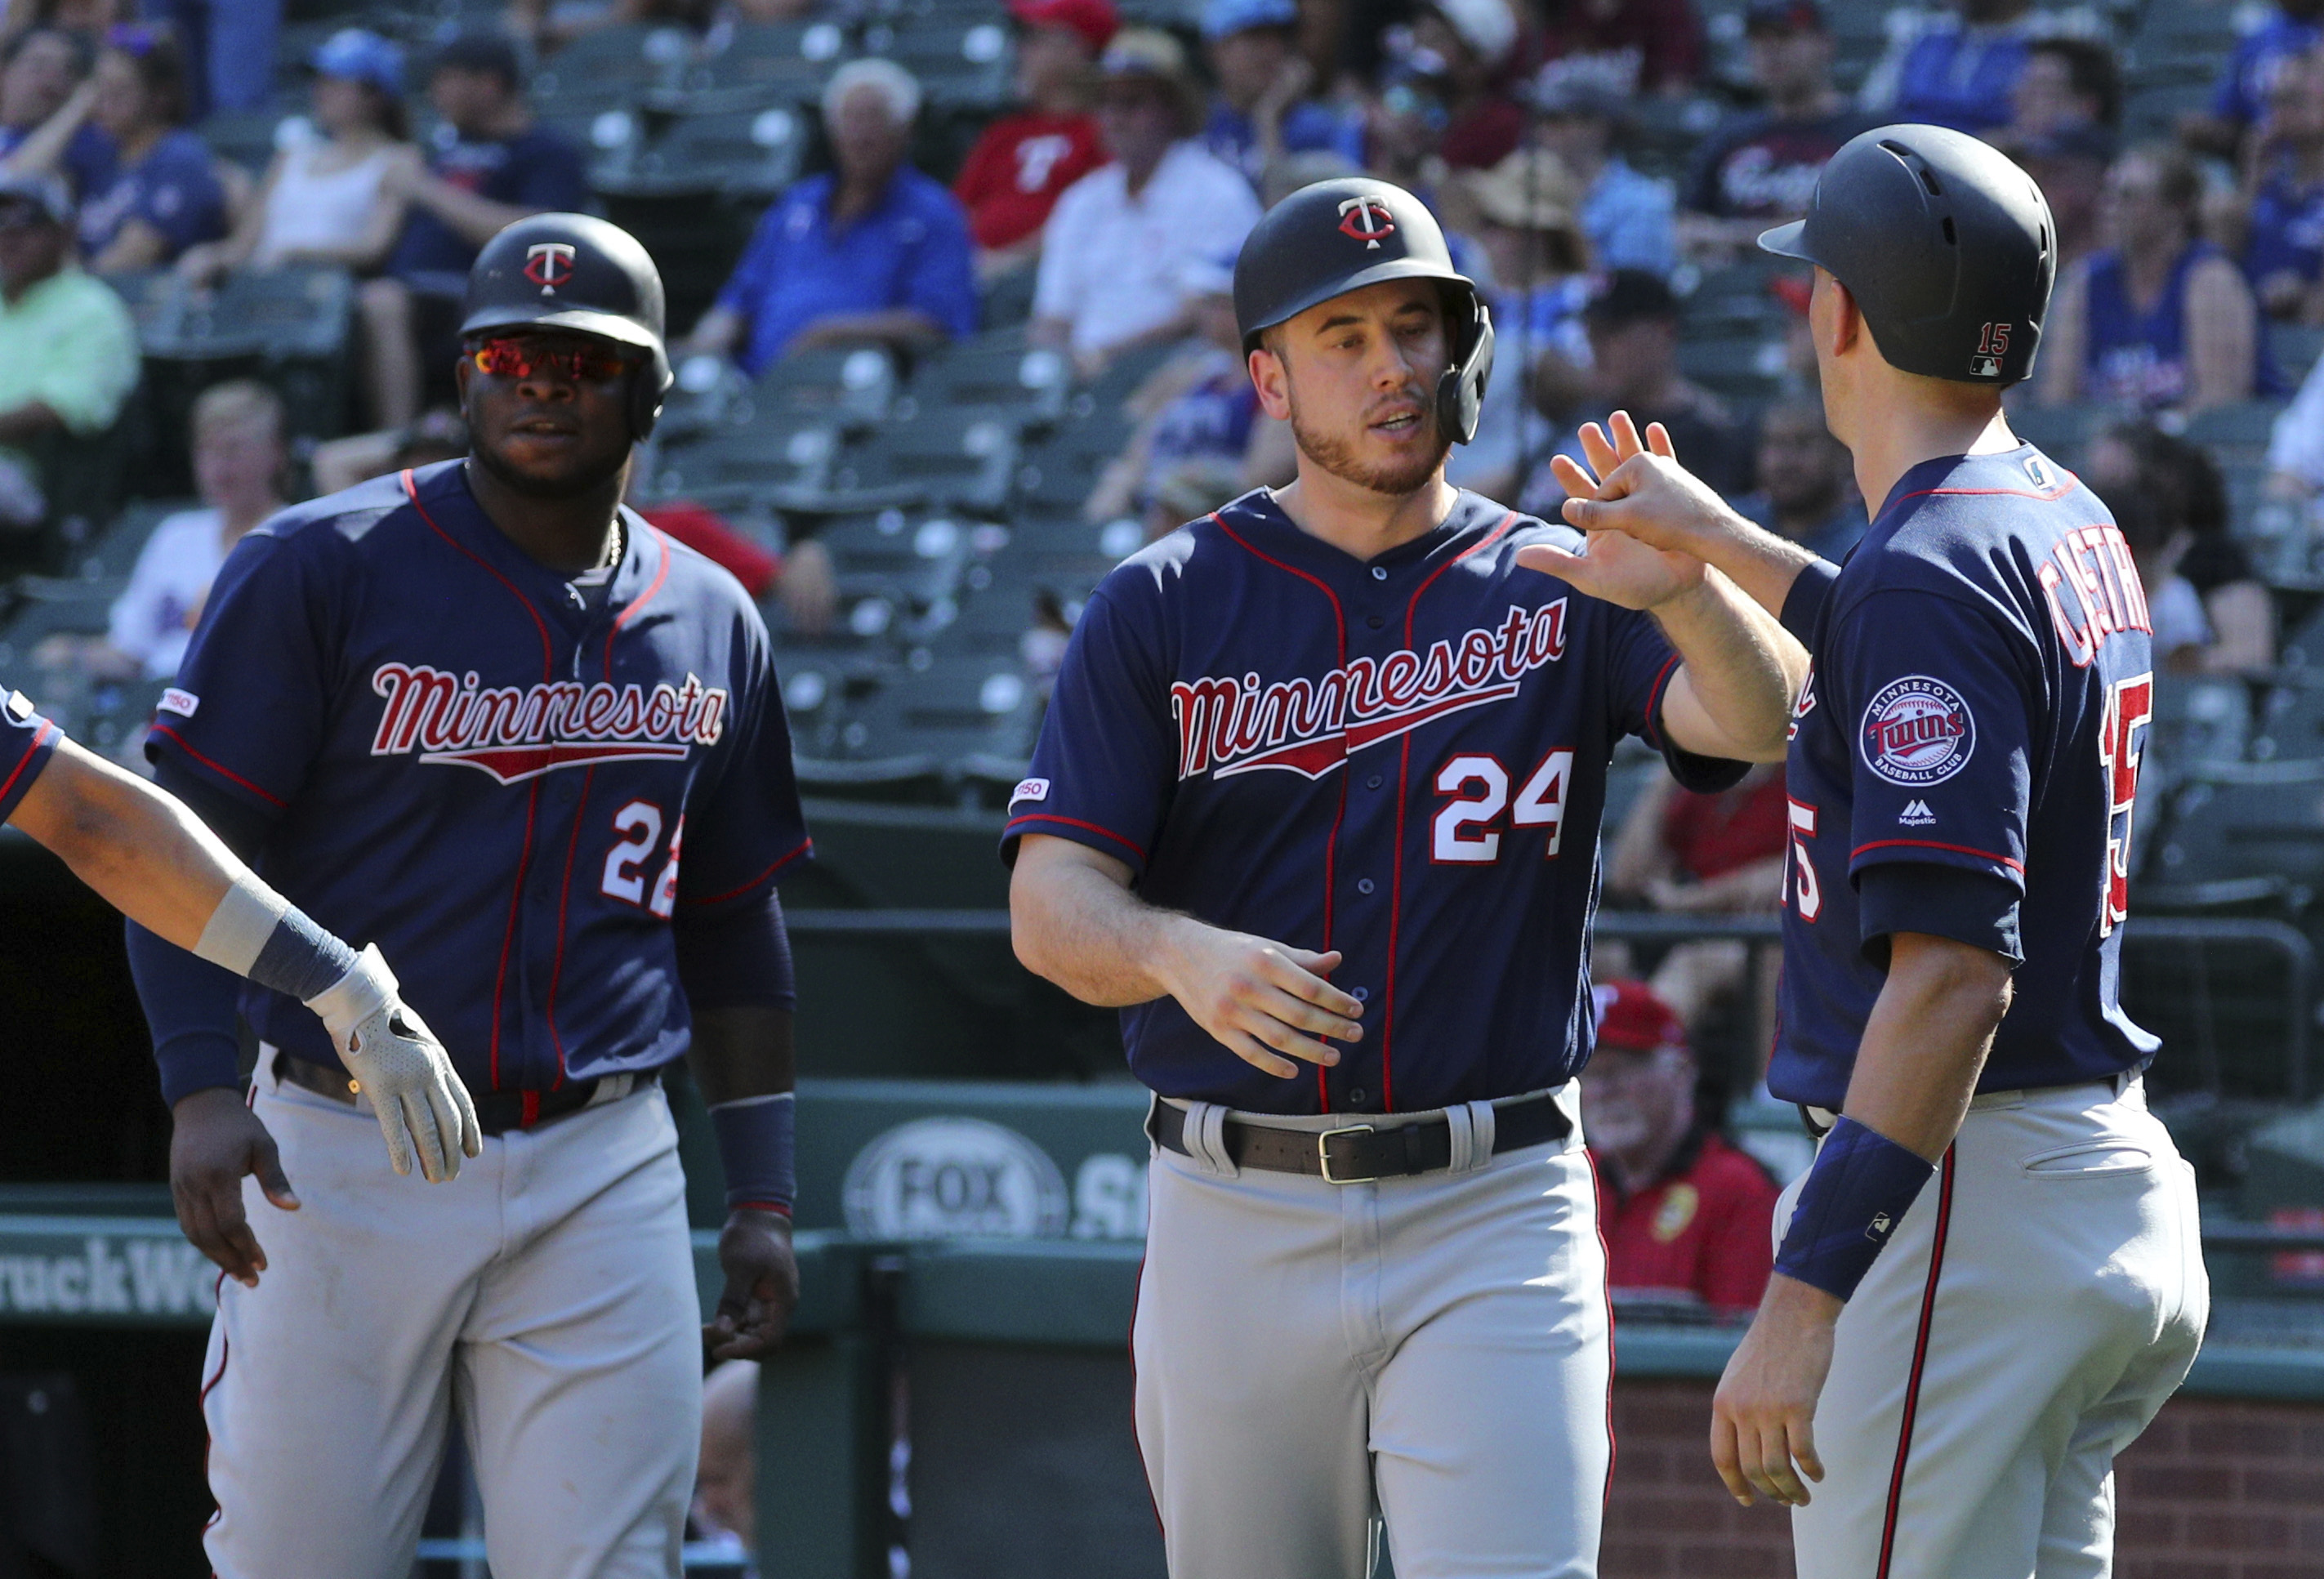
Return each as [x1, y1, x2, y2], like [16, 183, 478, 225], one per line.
[458, 302, 664, 354]
[1240, 256, 1478, 350]
[1757, 219, 1815, 264]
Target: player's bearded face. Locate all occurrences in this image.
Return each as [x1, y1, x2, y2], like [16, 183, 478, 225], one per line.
[1276, 288, 1453, 497]
[463, 333, 638, 500]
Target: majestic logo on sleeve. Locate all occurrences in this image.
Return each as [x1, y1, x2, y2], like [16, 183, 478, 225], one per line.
[1860, 676, 1974, 787]
[369, 664, 728, 785]
[1171, 601, 1566, 780]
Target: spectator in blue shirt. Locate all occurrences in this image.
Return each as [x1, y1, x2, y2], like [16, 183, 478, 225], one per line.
[0, 28, 112, 200]
[2234, 41, 2324, 322]
[1858, 0, 2080, 135]
[2187, 0, 2324, 155]
[1198, 0, 1360, 193]
[359, 32, 590, 430]
[7, 23, 225, 271]
[1530, 78, 1676, 276]
[686, 59, 979, 377]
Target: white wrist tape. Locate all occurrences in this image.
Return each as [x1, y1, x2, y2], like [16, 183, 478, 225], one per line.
[191, 874, 289, 977]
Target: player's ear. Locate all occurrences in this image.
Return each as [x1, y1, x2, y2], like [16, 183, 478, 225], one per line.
[1822, 269, 1863, 361]
[1248, 343, 1291, 422]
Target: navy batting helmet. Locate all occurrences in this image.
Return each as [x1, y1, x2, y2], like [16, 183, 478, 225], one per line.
[1233, 177, 1497, 444]
[461, 212, 672, 439]
[1760, 124, 2055, 386]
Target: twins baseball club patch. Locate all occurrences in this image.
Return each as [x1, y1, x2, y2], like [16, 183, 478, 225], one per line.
[1860, 676, 1975, 787]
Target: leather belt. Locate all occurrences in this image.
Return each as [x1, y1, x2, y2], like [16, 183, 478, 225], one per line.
[271, 1050, 657, 1137]
[1150, 1091, 1571, 1183]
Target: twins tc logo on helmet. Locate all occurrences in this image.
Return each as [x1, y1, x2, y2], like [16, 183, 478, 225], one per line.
[1860, 676, 1975, 787]
[524, 242, 578, 294]
[1338, 196, 1397, 249]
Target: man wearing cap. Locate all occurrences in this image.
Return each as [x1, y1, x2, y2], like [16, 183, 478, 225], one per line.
[1008, 175, 1804, 1577]
[954, 0, 1116, 277]
[1680, 0, 1872, 258]
[1582, 979, 1781, 1318]
[1032, 28, 1260, 374]
[687, 58, 979, 375]
[1198, 0, 1362, 191]
[359, 32, 590, 431]
[0, 170, 137, 535]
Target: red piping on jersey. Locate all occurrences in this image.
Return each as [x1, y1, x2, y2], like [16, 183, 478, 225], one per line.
[149, 724, 287, 809]
[680, 836, 816, 908]
[1885, 479, 2077, 511]
[733, 1199, 793, 1217]
[1207, 510, 1350, 1110]
[612, 524, 675, 652]
[1852, 838, 2026, 873]
[404, 469, 556, 1092]
[1001, 813, 1145, 864]
[0, 716, 54, 805]
[542, 765, 595, 1090]
[1876, 1144, 1956, 1579]
[1641, 653, 1682, 748]
[1380, 511, 1518, 1113]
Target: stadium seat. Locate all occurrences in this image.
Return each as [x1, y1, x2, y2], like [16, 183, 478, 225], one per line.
[859, 16, 1013, 109]
[201, 106, 291, 174]
[2178, 399, 2286, 474]
[812, 507, 991, 609]
[150, 265, 352, 364]
[2149, 674, 2251, 776]
[531, 24, 695, 109]
[1675, 334, 1787, 403]
[645, 417, 842, 507]
[591, 106, 807, 201]
[2270, 321, 2324, 386]
[745, 345, 902, 434]
[655, 20, 851, 114]
[0, 578, 123, 672]
[2123, 83, 2214, 141]
[2009, 403, 2099, 466]
[830, 656, 1042, 778]
[2143, 763, 2324, 912]
[1015, 414, 1136, 513]
[60, 499, 190, 584]
[819, 410, 1023, 513]
[899, 330, 1070, 432]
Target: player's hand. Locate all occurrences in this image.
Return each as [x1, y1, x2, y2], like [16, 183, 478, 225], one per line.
[707, 1207, 799, 1360]
[168, 1087, 297, 1290]
[1154, 918, 1363, 1079]
[1518, 412, 1746, 605]
[1711, 1273, 1842, 1508]
[306, 945, 484, 1183]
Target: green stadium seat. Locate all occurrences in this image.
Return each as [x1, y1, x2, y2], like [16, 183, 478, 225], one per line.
[2268, 321, 2324, 385]
[592, 106, 807, 201]
[814, 507, 989, 609]
[655, 20, 850, 114]
[63, 499, 196, 583]
[2143, 763, 2324, 912]
[900, 330, 1070, 432]
[645, 417, 842, 508]
[1015, 415, 1136, 512]
[819, 410, 1023, 513]
[748, 344, 902, 433]
[1675, 334, 1787, 402]
[148, 265, 351, 363]
[860, 16, 1013, 108]
[531, 24, 694, 108]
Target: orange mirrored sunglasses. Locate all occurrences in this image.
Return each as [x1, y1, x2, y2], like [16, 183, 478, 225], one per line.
[470, 335, 634, 381]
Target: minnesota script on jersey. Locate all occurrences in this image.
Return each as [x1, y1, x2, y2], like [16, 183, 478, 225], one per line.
[1003, 489, 1747, 1115]
[1773, 447, 2159, 1109]
[145, 461, 811, 1093]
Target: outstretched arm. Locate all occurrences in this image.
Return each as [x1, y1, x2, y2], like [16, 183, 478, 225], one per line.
[1516, 414, 1809, 761]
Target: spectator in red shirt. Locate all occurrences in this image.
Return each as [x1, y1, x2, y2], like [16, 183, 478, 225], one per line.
[1401, 0, 1526, 169]
[1585, 979, 1780, 1318]
[954, 0, 1116, 279]
[1606, 761, 1787, 1046]
[1534, 0, 1703, 99]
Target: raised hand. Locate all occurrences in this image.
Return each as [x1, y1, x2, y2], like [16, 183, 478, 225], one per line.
[1515, 411, 1716, 611]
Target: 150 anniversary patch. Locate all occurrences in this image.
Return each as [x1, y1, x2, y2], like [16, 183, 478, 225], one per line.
[1860, 676, 1975, 787]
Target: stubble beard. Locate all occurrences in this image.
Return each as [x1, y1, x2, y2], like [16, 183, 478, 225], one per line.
[471, 430, 633, 502]
[1286, 383, 1451, 499]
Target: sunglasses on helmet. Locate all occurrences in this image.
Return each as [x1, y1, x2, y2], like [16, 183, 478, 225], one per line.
[468, 334, 636, 382]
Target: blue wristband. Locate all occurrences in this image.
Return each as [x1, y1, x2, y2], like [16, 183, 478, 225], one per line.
[1773, 1117, 1935, 1302]
[709, 1092, 796, 1215]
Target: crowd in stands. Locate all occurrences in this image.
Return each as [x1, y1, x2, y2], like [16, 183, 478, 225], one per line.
[4, 0, 2324, 1073]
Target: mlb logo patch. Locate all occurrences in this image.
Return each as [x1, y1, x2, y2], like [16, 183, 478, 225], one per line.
[1860, 676, 1975, 787]
[1011, 777, 1050, 805]
[1970, 355, 2002, 378]
[158, 689, 199, 719]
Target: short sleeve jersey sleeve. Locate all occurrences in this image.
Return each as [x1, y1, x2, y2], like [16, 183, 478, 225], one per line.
[0, 686, 58, 821]
[1001, 582, 1173, 876]
[144, 529, 341, 816]
[1833, 587, 2034, 957]
[671, 600, 813, 911]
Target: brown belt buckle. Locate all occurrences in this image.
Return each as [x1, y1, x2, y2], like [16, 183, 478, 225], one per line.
[1318, 1123, 1380, 1184]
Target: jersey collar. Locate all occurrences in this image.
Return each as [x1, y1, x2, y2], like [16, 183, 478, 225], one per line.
[408, 459, 663, 634]
[1216, 485, 1514, 582]
[1869, 442, 2052, 528]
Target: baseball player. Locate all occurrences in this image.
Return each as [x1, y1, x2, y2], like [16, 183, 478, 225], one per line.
[1543, 127, 2209, 1577]
[0, 689, 475, 1191]
[1006, 177, 1808, 1579]
[123, 213, 813, 1577]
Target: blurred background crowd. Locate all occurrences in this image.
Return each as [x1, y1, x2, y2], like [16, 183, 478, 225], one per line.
[8, 0, 2324, 1566]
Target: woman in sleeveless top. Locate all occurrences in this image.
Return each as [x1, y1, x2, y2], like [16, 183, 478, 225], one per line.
[2038, 141, 2259, 413]
[176, 29, 417, 287]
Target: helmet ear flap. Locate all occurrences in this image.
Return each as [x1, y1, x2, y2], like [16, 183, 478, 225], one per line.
[1435, 291, 1494, 446]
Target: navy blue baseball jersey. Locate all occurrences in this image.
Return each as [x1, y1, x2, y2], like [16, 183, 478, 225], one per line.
[146, 460, 811, 1092]
[1001, 488, 1747, 1116]
[0, 685, 57, 822]
[1771, 445, 2160, 1110]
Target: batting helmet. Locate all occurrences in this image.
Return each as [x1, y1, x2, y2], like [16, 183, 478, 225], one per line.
[1233, 177, 1496, 444]
[461, 212, 672, 439]
[1759, 124, 2055, 386]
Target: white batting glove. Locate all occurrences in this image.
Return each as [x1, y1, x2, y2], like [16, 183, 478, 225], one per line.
[305, 945, 484, 1183]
